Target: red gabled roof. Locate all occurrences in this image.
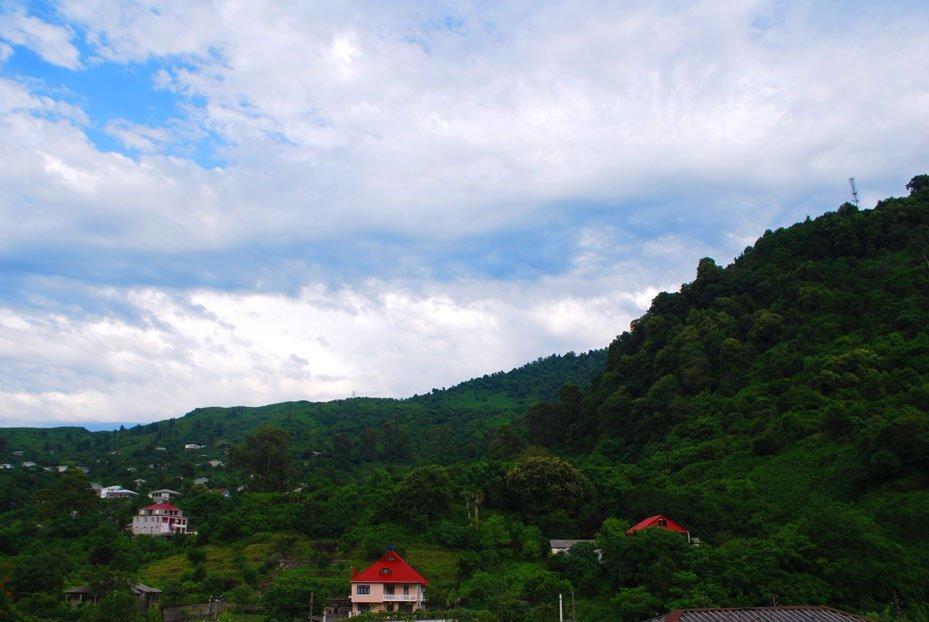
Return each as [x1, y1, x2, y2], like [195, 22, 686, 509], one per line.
[143, 503, 179, 511]
[350, 550, 429, 585]
[626, 514, 689, 536]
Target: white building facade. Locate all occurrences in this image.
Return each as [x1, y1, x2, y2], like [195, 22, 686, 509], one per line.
[131, 503, 189, 536]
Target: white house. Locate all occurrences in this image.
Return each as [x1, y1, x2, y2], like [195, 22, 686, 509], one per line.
[0, 463, 13, 469]
[148, 489, 181, 502]
[100, 485, 139, 499]
[21, 461, 36, 468]
[131, 503, 189, 536]
[193, 477, 209, 486]
[155, 446, 167, 452]
[183, 444, 202, 450]
[57, 465, 69, 473]
[207, 460, 224, 468]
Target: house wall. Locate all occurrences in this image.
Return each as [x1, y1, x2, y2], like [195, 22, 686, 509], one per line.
[350, 582, 384, 603]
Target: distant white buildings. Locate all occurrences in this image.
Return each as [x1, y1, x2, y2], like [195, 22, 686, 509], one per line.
[99, 485, 139, 499]
[21, 461, 36, 468]
[0, 463, 12, 470]
[207, 460, 224, 468]
[148, 489, 181, 502]
[193, 477, 209, 486]
[155, 446, 167, 452]
[183, 444, 202, 450]
[131, 503, 189, 536]
[57, 465, 68, 473]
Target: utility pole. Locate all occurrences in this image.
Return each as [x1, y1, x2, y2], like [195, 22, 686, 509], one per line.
[559, 593, 564, 622]
[308, 591, 314, 621]
[571, 590, 577, 622]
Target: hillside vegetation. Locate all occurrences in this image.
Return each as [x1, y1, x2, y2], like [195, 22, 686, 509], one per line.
[1, 176, 929, 622]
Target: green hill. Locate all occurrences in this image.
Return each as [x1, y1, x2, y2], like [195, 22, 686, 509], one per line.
[3, 176, 929, 621]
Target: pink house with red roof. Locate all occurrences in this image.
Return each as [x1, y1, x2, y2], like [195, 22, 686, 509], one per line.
[131, 502, 189, 536]
[626, 514, 690, 540]
[349, 549, 428, 616]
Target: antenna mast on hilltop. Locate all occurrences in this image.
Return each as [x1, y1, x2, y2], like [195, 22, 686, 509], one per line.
[849, 177, 861, 208]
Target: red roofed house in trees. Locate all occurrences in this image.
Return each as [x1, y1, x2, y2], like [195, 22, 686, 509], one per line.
[349, 549, 428, 616]
[626, 515, 691, 540]
[130, 503, 189, 536]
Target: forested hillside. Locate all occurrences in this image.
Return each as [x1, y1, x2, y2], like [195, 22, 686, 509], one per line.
[0, 348, 604, 472]
[520, 174, 929, 613]
[1, 176, 928, 622]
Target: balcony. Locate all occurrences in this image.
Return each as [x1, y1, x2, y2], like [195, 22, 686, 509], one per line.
[383, 594, 421, 601]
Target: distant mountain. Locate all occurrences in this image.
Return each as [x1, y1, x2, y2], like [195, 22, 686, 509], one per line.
[0, 348, 605, 469]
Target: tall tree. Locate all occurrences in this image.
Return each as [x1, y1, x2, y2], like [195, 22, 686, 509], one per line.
[228, 425, 293, 492]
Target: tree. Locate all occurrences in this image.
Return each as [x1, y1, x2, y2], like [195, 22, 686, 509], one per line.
[11, 549, 71, 595]
[262, 574, 330, 621]
[33, 471, 99, 535]
[229, 425, 293, 492]
[382, 420, 411, 461]
[506, 455, 585, 519]
[359, 427, 378, 461]
[392, 465, 454, 527]
[906, 174, 929, 195]
[79, 590, 145, 622]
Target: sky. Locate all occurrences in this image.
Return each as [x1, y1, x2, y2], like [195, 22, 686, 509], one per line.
[0, 0, 927, 428]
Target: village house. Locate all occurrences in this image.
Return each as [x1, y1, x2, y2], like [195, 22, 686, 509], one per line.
[99, 485, 139, 499]
[12, 450, 23, 456]
[131, 502, 189, 536]
[207, 459, 224, 468]
[149, 489, 181, 502]
[549, 539, 603, 561]
[349, 549, 428, 617]
[56, 465, 68, 473]
[193, 477, 209, 486]
[65, 583, 161, 611]
[549, 539, 594, 556]
[626, 515, 692, 541]
[184, 443, 202, 450]
[0, 463, 12, 469]
[21, 461, 36, 468]
[155, 446, 167, 451]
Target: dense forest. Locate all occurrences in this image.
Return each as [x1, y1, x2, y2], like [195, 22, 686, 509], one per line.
[1, 175, 928, 621]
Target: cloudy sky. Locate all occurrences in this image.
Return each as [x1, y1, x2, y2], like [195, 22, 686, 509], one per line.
[1, 0, 927, 428]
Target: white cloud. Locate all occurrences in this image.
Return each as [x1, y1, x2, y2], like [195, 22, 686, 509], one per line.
[1, 0, 914, 252]
[0, 271, 654, 426]
[2, 1, 929, 426]
[0, 6, 80, 69]
[0, 40, 12, 64]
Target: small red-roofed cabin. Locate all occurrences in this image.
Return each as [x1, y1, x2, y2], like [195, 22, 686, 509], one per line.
[349, 549, 428, 616]
[626, 515, 690, 540]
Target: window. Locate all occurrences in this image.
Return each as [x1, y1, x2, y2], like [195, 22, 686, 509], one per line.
[356, 585, 370, 595]
[385, 585, 394, 595]
[357, 604, 370, 612]
[403, 585, 410, 595]
[658, 519, 667, 527]
[380, 568, 391, 576]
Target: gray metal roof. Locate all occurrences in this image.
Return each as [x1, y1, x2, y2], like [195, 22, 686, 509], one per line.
[549, 539, 595, 549]
[647, 607, 865, 622]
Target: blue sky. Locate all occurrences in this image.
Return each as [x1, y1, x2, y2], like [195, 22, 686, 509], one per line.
[1, 0, 928, 427]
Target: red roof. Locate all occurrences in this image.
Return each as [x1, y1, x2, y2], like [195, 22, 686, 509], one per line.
[142, 503, 179, 511]
[350, 550, 429, 585]
[626, 514, 689, 536]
